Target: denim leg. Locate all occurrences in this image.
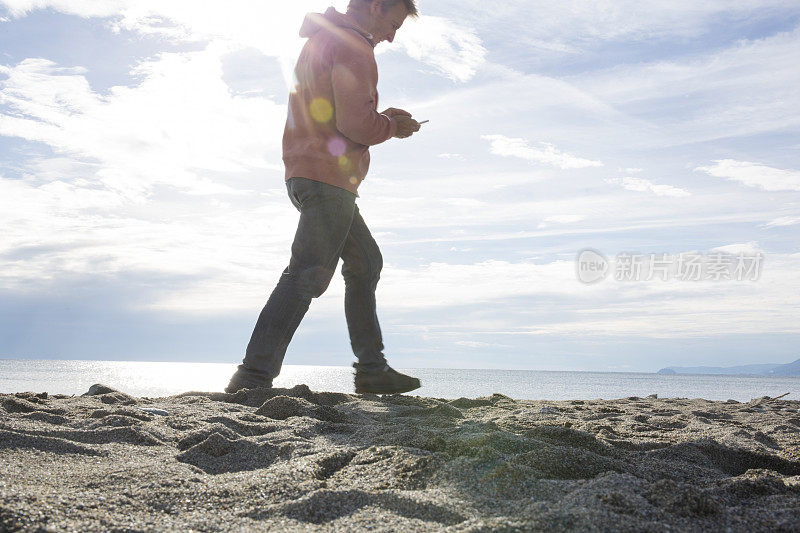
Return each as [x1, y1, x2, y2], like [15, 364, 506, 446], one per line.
[340, 204, 388, 372]
[240, 178, 356, 380]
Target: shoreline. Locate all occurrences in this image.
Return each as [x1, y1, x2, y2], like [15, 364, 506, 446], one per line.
[2, 384, 800, 531]
[2, 360, 799, 402]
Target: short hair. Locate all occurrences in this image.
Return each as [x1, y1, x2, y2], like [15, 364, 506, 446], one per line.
[348, 0, 419, 18]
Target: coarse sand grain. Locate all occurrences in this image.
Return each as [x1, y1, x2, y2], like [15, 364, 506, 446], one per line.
[2, 384, 800, 531]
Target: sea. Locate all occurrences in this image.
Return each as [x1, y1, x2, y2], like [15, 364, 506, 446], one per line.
[1, 359, 798, 402]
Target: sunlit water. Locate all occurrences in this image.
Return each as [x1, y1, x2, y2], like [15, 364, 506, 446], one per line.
[1, 359, 798, 402]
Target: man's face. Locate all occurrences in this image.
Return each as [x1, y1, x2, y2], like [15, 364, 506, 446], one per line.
[369, 1, 408, 44]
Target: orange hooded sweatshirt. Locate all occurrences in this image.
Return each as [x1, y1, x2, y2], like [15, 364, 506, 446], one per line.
[282, 7, 398, 195]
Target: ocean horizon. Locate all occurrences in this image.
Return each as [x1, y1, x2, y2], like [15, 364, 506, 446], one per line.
[2, 358, 798, 402]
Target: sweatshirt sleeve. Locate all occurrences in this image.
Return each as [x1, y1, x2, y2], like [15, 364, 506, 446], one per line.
[330, 42, 396, 146]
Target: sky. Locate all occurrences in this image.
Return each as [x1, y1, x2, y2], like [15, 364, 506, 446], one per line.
[1, 0, 799, 372]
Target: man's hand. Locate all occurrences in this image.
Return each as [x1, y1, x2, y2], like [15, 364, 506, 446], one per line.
[382, 107, 412, 118]
[393, 115, 420, 139]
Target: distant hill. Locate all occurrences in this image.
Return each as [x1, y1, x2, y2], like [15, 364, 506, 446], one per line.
[770, 358, 800, 375]
[657, 358, 800, 376]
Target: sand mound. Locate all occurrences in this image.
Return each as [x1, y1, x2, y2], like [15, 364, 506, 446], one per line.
[254, 395, 346, 422]
[176, 432, 280, 474]
[1, 387, 799, 531]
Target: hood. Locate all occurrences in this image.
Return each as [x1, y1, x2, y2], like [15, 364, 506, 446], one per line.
[299, 7, 375, 46]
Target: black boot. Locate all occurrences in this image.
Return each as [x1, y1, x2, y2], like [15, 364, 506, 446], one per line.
[354, 364, 421, 394]
[225, 365, 272, 393]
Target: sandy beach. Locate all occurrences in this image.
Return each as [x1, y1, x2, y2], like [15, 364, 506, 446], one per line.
[1, 384, 799, 532]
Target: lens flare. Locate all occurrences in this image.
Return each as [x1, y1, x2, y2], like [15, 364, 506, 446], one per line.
[338, 155, 351, 170]
[328, 137, 346, 157]
[309, 98, 333, 123]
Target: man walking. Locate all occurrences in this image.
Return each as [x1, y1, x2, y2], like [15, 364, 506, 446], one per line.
[226, 0, 422, 394]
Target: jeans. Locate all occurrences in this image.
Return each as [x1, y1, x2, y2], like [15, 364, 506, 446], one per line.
[238, 177, 388, 381]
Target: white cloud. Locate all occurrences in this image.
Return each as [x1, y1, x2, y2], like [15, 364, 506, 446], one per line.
[482, 134, 603, 169]
[403, 68, 631, 161]
[543, 214, 585, 224]
[379, 259, 583, 309]
[537, 214, 585, 228]
[442, 197, 485, 207]
[0, 48, 285, 201]
[0, 167, 299, 313]
[443, 0, 800, 44]
[2, 0, 800, 362]
[455, 341, 513, 349]
[0, 1, 126, 18]
[572, 27, 800, 144]
[765, 215, 800, 227]
[391, 15, 487, 82]
[0, 1, 486, 84]
[696, 160, 800, 192]
[372, 250, 800, 337]
[357, 167, 784, 240]
[605, 177, 690, 197]
[0, 45, 298, 308]
[711, 241, 762, 255]
[0, 1, 322, 52]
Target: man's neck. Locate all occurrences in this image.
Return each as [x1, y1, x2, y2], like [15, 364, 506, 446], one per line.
[346, 8, 374, 36]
